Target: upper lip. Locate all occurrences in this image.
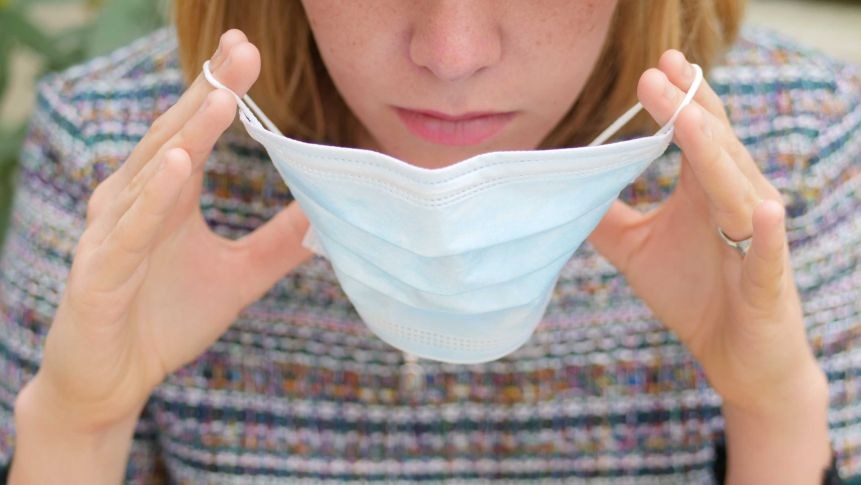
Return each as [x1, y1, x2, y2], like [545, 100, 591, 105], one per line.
[397, 107, 515, 121]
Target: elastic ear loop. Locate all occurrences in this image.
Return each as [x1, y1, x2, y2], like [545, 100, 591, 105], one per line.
[203, 59, 701, 148]
[202, 60, 283, 136]
[588, 63, 704, 147]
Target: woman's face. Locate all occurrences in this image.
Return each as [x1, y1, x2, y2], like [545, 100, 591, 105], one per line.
[300, 0, 619, 168]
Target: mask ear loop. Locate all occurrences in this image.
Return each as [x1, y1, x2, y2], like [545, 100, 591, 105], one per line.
[202, 62, 328, 258]
[204, 58, 700, 148]
[588, 63, 704, 147]
[201, 60, 284, 136]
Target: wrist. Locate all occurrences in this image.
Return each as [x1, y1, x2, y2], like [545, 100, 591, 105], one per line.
[11, 377, 140, 484]
[720, 353, 828, 417]
[15, 371, 146, 434]
[720, 360, 831, 485]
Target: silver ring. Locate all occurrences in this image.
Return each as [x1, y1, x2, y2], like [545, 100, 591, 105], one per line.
[717, 227, 752, 257]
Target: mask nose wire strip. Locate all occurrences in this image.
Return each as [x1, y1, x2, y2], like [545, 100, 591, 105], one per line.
[588, 63, 704, 147]
[202, 60, 284, 136]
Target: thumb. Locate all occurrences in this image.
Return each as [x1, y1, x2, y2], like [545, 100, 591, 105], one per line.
[740, 199, 789, 312]
[233, 201, 313, 306]
[587, 200, 646, 274]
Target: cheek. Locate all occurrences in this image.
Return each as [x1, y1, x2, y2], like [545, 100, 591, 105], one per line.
[533, 1, 618, 86]
[301, 1, 405, 116]
[303, 3, 363, 72]
[508, 1, 620, 135]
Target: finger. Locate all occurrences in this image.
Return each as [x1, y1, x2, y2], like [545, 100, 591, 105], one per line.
[116, 29, 250, 181]
[674, 104, 761, 241]
[87, 88, 239, 242]
[88, 30, 251, 221]
[638, 69, 761, 241]
[658, 50, 773, 193]
[90, 148, 192, 292]
[740, 199, 788, 311]
[143, 41, 259, 216]
[231, 202, 314, 307]
[638, 66, 722, 137]
[658, 49, 730, 125]
[586, 200, 647, 275]
[154, 87, 239, 176]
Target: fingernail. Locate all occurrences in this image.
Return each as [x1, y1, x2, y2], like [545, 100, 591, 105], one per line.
[684, 59, 694, 79]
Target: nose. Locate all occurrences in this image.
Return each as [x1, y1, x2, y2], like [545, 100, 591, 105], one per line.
[409, 1, 502, 82]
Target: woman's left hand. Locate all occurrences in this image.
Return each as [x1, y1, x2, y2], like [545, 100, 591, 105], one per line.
[587, 49, 827, 413]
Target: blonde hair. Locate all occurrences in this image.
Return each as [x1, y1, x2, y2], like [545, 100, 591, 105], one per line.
[174, 0, 746, 148]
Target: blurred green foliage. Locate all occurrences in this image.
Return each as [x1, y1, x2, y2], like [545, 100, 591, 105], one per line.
[0, 0, 166, 248]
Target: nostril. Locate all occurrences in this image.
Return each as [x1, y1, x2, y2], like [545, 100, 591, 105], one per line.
[408, 13, 502, 82]
[411, 44, 500, 82]
[418, 57, 487, 83]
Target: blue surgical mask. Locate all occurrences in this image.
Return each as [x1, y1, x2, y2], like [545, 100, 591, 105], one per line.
[203, 61, 704, 364]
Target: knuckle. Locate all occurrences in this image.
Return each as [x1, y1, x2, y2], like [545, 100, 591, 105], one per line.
[66, 280, 126, 322]
[85, 174, 126, 225]
[65, 260, 112, 315]
[86, 185, 107, 223]
[147, 113, 172, 141]
[744, 185, 762, 212]
[714, 102, 730, 122]
[182, 133, 215, 163]
[764, 184, 782, 203]
[124, 169, 148, 201]
[710, 116, 730, 139]
[703, 86, 731, 120]
[746, 266, 784, 306]
[138, 184, 170, 220]
[209, 87, 235, 108]
[170, 129, 188, 153]
[71, 230, 102, 267]
[108, 220, 148, 259]
[170, 129, 206, 163]
[677, 104, 702, 135]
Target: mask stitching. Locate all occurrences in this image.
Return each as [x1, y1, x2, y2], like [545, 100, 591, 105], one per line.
[248, 119, 670, 187]
[374, 321, 532, 351]
[203, 59, 701, 190]
[354, 281, 550, 350]
[363, 293, 552, 354]
[274, 149, 661, 207]
[293, 167, 640, 208]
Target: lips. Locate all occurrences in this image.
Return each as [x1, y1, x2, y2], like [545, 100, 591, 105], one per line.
[395, 107, 516, 146]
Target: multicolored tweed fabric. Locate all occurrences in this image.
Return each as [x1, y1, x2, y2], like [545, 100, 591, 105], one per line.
[1, 27, 859, 483]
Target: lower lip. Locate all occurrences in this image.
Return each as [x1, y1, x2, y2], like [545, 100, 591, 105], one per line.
[395, 108, 515, 146]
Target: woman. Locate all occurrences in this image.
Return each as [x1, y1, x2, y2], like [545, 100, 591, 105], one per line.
[2, 0, 859, 482]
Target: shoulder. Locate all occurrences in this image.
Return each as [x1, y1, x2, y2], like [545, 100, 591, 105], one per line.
[711, 26, 860, 125]
[711, 26, 860, 153]
[710, 30, 861, 479]
[36, 27, 183, 125]
[23, 28, 184, 191]
[710, 27, 860, 222]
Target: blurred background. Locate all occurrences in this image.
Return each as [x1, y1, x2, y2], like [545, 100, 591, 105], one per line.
[0, 0, 859, 248]
[0, 0, 167, 247]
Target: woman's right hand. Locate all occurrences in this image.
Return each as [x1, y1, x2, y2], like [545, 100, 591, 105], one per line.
[17, 29, 312, 433]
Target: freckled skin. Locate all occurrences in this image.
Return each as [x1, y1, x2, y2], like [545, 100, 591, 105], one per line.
[300, 0, 618, 168]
